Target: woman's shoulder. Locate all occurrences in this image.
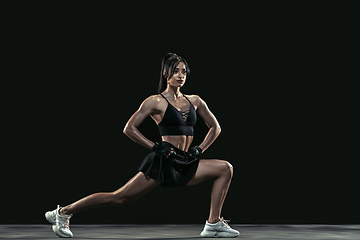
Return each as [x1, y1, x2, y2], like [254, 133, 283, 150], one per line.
[183, 94, 203, 106]
[144, 94, 163, 102]
[140, 94, 167, 109]
[184, 94, 200, 99]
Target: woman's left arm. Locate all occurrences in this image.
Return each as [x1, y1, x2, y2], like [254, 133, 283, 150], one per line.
[195, 96, 221, 152]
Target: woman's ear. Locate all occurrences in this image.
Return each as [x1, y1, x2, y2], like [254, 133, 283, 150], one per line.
[163, 70, 170, 82]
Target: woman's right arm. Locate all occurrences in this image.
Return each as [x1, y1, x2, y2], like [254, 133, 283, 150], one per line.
[123, 96, 158, 149]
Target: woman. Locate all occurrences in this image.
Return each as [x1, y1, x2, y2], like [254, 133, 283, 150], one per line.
[45, 53, 239, 238]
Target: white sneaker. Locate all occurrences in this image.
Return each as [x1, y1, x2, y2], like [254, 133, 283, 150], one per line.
[200, 217, 240, 238]
[45, 205, 73, 238]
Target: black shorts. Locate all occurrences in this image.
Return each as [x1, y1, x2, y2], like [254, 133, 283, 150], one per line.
[138, 142, 200, 187]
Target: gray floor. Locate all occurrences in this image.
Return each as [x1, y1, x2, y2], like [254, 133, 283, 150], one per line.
[1, 224, 359, 239]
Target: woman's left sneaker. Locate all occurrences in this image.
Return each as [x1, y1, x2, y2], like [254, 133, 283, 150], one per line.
[200, 217, 240, 238]
[45, 205, 73, 238]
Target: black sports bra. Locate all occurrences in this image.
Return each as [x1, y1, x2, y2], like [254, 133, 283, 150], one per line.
[158, 93, 197, 136]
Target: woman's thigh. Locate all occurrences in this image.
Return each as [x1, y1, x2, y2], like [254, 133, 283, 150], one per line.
[187, 159, 231, 186]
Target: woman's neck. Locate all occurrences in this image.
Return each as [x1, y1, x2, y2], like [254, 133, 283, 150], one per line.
[163, 86, 182, 99]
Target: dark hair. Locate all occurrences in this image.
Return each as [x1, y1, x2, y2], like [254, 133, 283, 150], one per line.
[158, 53, 190, 93]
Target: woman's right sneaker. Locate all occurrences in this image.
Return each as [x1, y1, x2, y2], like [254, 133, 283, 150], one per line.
[45, 205, 73, 238]
[200, 217, 240, 238]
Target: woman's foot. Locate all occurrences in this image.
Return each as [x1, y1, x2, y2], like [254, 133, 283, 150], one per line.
[200, 217, 240, 238]
[45, 205, 73, 238]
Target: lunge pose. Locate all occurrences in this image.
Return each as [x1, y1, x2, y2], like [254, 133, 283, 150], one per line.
[45, 53, 239, 238]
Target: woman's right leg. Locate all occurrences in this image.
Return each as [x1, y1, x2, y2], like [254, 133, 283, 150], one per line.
[60, 172, 161, 215]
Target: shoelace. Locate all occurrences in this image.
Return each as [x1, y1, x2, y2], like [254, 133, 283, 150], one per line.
[220, 217, 231, 228]
[60, 214, 72, 229]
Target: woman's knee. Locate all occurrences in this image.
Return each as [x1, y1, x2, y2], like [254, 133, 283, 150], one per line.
[218, 160, 233, 178]
[110, 192, 132, 206]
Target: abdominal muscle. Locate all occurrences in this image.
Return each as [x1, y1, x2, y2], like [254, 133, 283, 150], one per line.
[161, 135, 193, 152]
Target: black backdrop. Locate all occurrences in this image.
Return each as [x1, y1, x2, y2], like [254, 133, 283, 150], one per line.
[3, 5, 357, 224]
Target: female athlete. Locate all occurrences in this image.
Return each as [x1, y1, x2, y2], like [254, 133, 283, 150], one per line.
[45, 53, 239, 238]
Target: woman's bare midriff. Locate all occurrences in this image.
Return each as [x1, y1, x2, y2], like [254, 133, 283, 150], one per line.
[161, 135, 193, 152]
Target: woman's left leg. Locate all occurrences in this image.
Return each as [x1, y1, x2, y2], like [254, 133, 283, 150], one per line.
[59, 172, 161, 215]
[187, 159, 233, 223]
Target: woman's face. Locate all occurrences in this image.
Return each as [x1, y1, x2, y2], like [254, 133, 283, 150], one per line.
[167, 62, 187, 88]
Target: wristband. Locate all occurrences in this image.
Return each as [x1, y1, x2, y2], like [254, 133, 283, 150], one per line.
[189, 146, 202, 156]
[152, 142, 174, 157]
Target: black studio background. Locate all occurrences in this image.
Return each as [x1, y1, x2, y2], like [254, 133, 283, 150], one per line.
[3, 3, 357, 224]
